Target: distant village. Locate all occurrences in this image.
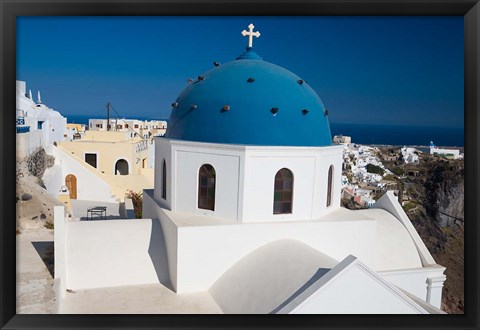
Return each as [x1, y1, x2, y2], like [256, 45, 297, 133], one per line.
[332, 134, 463, 209]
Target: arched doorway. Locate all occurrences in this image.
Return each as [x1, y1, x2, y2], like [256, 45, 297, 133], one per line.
[115, 159, 129, 175]
[65, 174, 77, 199]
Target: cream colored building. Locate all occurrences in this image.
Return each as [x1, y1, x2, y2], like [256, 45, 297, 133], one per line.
[48, 130, 154, 202]
[60, 131, 150, 175]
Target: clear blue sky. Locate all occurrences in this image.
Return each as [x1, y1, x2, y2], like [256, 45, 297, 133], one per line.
[17, 16, 464, 128]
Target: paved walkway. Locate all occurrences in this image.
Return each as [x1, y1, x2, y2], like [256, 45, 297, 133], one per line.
[16, 228, 55, 314]
[60, 284, 223, 314]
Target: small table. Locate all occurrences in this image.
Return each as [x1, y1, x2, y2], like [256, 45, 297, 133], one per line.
[87, 206, 107, 220]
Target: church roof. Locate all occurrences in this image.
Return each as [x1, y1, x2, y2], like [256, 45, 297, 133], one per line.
[209, 239, 339, 313]
[165, 46, 333, 147]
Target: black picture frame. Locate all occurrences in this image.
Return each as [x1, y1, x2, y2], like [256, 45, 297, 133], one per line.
[1, 1, 478, 329]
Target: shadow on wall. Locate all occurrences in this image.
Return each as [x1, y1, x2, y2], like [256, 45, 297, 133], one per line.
[147, 218, 173, 291]
[269, 267, 331, 314]
[31, 241, 55, 279]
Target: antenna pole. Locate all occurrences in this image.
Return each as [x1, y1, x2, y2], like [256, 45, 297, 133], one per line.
[107, 102, 111, 131]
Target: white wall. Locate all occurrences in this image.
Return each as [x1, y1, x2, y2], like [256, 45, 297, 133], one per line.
[16, 130, 43, 159]
[242, 146, 343, 222]
[147, 139, 155, 168]
[65, 219, 162, 290]
[154, 139, 343, 223]
[174, 147, 241, 220]
[379, 267, 446, 309]
[371, 192, 446, 308]
[142, 190, 178, 290]
[54, 206, 67, 312]
[373, 191, 437, 266]
[174, 218, 377, 293]
[46, 146, 116, 202]
[41, 115, 67, 147]
[42, 165, 64, 199]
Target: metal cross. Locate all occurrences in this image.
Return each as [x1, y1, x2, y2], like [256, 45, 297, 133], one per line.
[241, 23, 261, 48]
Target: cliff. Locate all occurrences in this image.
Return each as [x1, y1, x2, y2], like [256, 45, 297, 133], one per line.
[16, 148, 62, 233]
[424, 160, 464, 227]
[383, 151, 464, 314]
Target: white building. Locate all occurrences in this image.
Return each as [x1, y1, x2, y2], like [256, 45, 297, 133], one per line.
[16, 80, 67, 158]
[401, 146, 420, 164]
[88, 118, 167, 139]
[333, 134, 351, 145]
[64, 123, 85, 141]
[429, 141, 460, 159]
[54, 24, 446, 314]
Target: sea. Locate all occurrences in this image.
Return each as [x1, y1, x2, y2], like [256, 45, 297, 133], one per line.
[65, 115, 464, 148]
[330, 123, 464, 147]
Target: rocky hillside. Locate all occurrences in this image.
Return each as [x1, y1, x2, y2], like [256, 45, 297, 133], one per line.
[16, 148, 63, 233]
[424, 159, 464, 227]
[383, 150, 464, 314]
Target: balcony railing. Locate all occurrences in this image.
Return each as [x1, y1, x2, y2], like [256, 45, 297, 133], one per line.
[16, 126, 30, 134]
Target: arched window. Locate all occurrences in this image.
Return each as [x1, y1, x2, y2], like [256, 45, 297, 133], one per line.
[198, 164, 216, 211]
[273, 168, 293, 214]
[115, 159, 129, 175]
[161, 159, 167, 200]
[327, 165, 333, 207]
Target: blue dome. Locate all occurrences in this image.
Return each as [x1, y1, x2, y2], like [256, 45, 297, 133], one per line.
[165, 48, 332, 147]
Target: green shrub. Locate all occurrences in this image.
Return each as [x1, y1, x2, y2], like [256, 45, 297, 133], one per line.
[402, 202, 416, 212]
[366, 163, 385, 176]
[391, 167, 404, 176]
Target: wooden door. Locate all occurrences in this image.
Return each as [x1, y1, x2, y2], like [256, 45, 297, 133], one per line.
[65, 174, 77, 199]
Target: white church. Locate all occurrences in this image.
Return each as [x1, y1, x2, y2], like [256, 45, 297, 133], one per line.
[16, 80, 67, 158]
[54, 24, 446, 314]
